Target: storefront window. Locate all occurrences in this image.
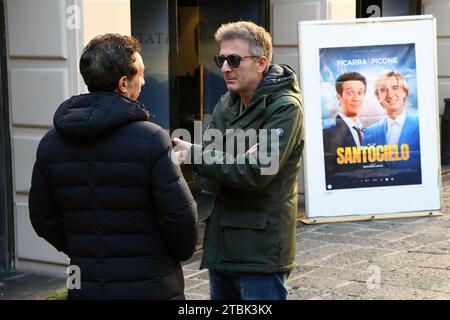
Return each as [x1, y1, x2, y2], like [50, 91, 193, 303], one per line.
[131, 0, 267, 132]
[131, 0, 170, 129]
[175, 0, 267, 132]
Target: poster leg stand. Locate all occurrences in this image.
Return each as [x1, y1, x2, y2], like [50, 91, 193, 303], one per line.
[298, 211, 442, 225]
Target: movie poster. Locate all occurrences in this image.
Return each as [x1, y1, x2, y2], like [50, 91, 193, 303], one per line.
[299, 16, 440, 219]
[320, 43, 421, 190]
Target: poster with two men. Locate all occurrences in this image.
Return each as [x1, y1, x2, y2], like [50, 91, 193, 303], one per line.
[299, 16, 441, 220]
[321, 43, 420, 190]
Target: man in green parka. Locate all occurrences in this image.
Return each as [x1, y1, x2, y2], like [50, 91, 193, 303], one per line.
[173, 21, 304, 300]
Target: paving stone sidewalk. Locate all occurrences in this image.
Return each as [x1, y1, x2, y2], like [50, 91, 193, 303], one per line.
[2, 169, 450, 300]
[182, 171, 450, 300]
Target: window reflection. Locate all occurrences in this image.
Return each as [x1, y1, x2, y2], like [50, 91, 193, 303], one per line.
[131, 0, 170, 129]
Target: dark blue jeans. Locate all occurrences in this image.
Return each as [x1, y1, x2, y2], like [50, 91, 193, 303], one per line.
[209, 270, 290, 300]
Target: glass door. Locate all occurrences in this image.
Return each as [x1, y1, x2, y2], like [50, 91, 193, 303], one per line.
[131, 0, 171, 129]
[172, 0, 269, 186]
[131, 0, 269, 187]
[174, 0, 269, 131]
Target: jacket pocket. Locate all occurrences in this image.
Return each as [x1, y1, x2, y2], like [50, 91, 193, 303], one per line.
[219, 212, 268, 264]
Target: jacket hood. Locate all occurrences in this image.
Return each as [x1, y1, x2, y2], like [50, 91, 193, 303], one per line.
[228, 64, 301, 107]
[53, 92, 149, 141]
[256, 64, 301, 98]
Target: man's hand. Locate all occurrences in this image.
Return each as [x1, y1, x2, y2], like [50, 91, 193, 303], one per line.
[171, 138, 193, 165]
[245, 143, 258, 156]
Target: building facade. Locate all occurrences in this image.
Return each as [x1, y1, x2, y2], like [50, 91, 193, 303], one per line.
[0, 0, 448, 276]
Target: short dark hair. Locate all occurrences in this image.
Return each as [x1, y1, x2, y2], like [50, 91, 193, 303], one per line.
[80, 34, 142, 92]
[335, 72, 367, 95]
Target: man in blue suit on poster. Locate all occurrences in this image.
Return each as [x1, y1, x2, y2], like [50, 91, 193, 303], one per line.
[363, 70, 422, 185]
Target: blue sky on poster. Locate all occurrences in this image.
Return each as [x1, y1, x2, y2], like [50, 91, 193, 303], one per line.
[320, 43, 417, 128]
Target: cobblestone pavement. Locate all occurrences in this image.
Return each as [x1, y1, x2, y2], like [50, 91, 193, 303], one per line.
[3, 172, 450, 300]
[182, 173, 450, 300]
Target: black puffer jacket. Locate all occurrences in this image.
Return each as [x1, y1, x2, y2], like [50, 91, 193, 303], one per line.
[29, 92, 198, 300]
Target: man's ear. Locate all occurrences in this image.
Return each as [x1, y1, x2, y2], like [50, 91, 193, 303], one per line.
[116, 76, 128, 94]
[257, 56, 269, 73]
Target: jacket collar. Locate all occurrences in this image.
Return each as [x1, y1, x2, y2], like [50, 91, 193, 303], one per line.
[222, 91, 268, 128]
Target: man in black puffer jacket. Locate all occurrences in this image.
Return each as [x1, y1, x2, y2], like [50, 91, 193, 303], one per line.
[29, 34, 198, 300]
